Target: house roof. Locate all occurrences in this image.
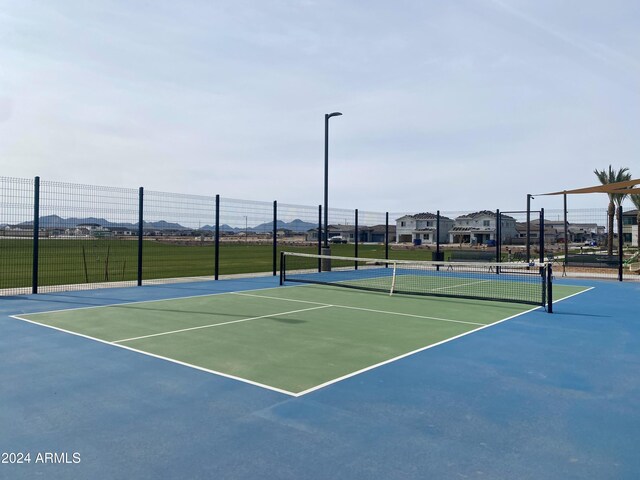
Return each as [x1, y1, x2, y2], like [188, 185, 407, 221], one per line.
[306, 224, 396, 234]
[397, 212, 453, 221]
[449, 226, 493, 233]
[367, 224, 396, 233]
[456, 210, 515, 221]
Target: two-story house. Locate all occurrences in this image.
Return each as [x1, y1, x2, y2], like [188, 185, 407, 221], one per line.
[448, 211, 517, 245]
[395, 213, 454, 244]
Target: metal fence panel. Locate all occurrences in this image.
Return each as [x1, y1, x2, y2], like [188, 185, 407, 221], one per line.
[218, 197, 275, 276]
[143, 191, 216, 283]
[0, 177, 35, 295]
[37, 180, 139, 292]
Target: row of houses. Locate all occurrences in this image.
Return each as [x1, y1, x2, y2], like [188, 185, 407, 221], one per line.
[396, 211, 519, 245]
[395, 210, 639, 246]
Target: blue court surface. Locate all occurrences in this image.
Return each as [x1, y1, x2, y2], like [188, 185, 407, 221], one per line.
[1, 276, 639, 479]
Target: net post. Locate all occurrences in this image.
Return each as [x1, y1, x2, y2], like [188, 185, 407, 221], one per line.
[137, 186, 144, 287]
[354, 208, 359, 270]
[32, 176, 40, 294]
[618, 205, 623, 281]
[272, 200, 277, 276]
[215, 194, 220, 280]
[317, 205, 322, 273]
[547, 263, 553, 313]
[279, 251, 285, 285]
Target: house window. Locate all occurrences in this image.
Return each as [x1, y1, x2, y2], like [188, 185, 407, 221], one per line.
[483, 220, 490, 227]
[623, 233, 632, 243]
[401, 221, 406, 227]
[623, 217, 637, 225]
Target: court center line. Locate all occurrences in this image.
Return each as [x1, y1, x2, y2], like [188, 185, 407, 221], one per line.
[230, 291, 485, 327]
[112, 305, 332, 343]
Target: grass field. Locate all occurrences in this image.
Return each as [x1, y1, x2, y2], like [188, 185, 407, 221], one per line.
[0, 238, 450, 289]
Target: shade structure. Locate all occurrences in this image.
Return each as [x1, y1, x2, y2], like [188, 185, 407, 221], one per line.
[538, 178, 640, 196]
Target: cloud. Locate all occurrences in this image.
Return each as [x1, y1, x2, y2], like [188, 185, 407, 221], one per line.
[0, 0, 638, 214]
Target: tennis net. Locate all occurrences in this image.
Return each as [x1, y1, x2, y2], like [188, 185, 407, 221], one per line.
[280, 252, 552, 310]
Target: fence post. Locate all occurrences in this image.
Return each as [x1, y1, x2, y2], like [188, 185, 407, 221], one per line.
[317, 205, 322, 272]
[618, 205, 623, 282]
[215, 195, 220, 280]
[436, 210, 441, 259]
[273, 200, 277, 276]
[539, 208, 545, 264]
[32, 176, 40, 294]
[496, 209, 501, 264]
[354, 208, 359, 269]
[526, 194, 531, 263]
[385, 212, 389, 265]
[137, 187, 144, 286]
[563, 193, 569, 262]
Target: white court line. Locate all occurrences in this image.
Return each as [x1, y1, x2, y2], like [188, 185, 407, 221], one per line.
[551, 286, 595, 303]
[296, 307, 540, 396]
[112, 305, 332, 343]
[296, 285, 593, 396]
[231, 291, 485, 327]
[9, 282, 594, 397]
[9, 314, 298, 397]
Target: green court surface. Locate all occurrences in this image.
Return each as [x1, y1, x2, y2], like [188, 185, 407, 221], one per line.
[15, 284, 587, 396]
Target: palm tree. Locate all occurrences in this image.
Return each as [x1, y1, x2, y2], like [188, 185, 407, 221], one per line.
[631, 194, 640, 250]
[593, 165, 631, 255]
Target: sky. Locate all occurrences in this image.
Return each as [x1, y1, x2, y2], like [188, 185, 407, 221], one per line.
[1, 0, 639, 215]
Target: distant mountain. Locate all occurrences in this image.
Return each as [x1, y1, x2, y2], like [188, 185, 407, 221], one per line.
[145, 220, 185, 230]
[201, 219, 315, 233]
[252, 219, 316, 233]
[17, 215, 187, 231]
[201, 224, 237, 232]
[14, 215, 316, 233]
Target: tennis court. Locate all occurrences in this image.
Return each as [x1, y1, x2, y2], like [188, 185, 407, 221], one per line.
[4, 265, 640, 479]
[11, 255, 588, 396]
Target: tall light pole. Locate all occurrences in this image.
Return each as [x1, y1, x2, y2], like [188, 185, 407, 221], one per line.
[324, 112, 342, 249]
